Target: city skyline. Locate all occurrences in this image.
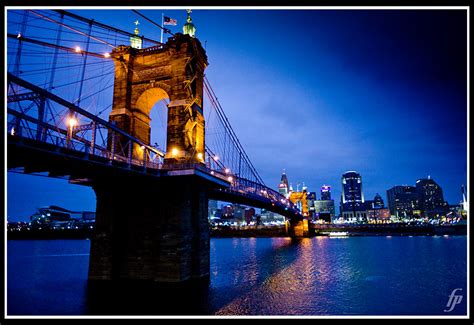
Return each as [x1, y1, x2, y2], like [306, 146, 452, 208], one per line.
[6, 8, 468, 221]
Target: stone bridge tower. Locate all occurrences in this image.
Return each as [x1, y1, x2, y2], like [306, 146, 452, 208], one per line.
[109, 32, 208, 164]
[88, 30, 225, 286]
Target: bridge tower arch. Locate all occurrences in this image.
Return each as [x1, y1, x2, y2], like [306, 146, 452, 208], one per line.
[109, 33, 207, 163]
[89, 33, 220, 285]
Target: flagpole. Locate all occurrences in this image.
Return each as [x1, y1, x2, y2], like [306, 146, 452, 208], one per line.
[160, 13, 164, 44]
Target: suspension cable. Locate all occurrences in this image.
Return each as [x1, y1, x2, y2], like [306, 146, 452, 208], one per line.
[54, 9, 162, 46]
[204, 77, 265, 185]
[28, 10, 116, 49]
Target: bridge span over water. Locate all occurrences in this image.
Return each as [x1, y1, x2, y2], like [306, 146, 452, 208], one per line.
[7, 9, 309, 283]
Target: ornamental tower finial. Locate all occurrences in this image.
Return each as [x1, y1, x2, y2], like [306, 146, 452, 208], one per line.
[183, 9, 196, 38]
[130, 20, 142, 49]
[134, 20, 140, 35]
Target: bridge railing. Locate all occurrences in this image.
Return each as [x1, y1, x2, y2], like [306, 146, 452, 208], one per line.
[218, 175, 300, 213]
[7, 73, 164, 171]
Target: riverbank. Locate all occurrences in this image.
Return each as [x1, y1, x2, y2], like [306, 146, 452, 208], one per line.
[7, 229, 94, 240]
[211, 223, 467, 237]
[7, 223, 467, 239]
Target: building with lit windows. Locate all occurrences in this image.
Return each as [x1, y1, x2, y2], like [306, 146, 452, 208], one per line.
[314, 200, 336, 223]
[307, 191, 317, 218]
[373, 193, 384, 209]
[415, 177, 448, 218]
[364, 194, 390, 223]
[366, 208, 391, 223]
[278, 170, 290, 197]
[321, 185, 331, 200]
[387, 185, 420, 218]
[340, 171, 366, 222]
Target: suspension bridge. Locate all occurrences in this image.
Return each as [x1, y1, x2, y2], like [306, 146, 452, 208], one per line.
[6, 9, 309, 283]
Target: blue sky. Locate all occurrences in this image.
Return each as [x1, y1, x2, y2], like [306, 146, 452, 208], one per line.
[6, 8, 468, 221]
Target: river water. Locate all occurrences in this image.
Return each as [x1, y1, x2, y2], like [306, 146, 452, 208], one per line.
[6, 236, 468, 316]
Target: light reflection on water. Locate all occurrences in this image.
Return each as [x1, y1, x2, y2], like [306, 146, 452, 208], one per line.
[7, 236, 467, 316]
[209, 236, 467, 316]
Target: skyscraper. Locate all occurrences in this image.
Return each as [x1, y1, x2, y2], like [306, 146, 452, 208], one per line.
[321, 185, 331, 200]
[373, 193, 384, 209]
[415, 177, 447, 218]
[278, 170, 290, 197]
[387, 185, 420, 219]
[461, 184, 468, 213]
[387, 186, 411, 216]
[340, 171, 366, 222]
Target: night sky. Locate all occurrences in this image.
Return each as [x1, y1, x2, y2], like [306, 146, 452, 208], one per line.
[6, 8, 468, 221]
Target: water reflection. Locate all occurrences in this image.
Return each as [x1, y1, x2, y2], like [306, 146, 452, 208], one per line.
[7, 236, 468, 316]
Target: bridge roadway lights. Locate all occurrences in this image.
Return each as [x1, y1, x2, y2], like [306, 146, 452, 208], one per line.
[88, 170, 224, 285]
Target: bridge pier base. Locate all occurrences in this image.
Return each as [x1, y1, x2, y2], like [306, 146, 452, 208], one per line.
[88, 173, 212, 284]
[287, 219, 310, 237]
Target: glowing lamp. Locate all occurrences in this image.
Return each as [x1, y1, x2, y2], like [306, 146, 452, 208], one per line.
[197, 152, 204, 160]
[227, 176, 233, 182]
[171, 148, 179, 156]
[103, 52, 111, 58]
[224, 168, 230, 174]
[213, 155, 219, 161]
[67, 117, 77, 128]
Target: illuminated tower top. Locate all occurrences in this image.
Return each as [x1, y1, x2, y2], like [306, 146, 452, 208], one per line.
[183, 9, 196, 38]
[134, 20, 139, 35]
[278, 170, 289, 197]
[461, 184, 468, 211]
[321, 185, 331, 200]
[130, 20, 142, 49]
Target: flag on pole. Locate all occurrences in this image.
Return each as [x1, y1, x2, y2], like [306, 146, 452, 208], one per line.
[164, 16, 177, 26]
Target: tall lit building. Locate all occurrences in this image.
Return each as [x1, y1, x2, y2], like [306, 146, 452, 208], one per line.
[387, 185, 421, 219]
[321, 185, 331, 200]
[461, 184, 468, 216]
[387, 186, 412, 216]
[278, 170, 290, 197]
[415, 177, 447, 218]
[373, 193, 384, 209]
[307, 191, 317, 217]
[340, 171, 366, 222]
